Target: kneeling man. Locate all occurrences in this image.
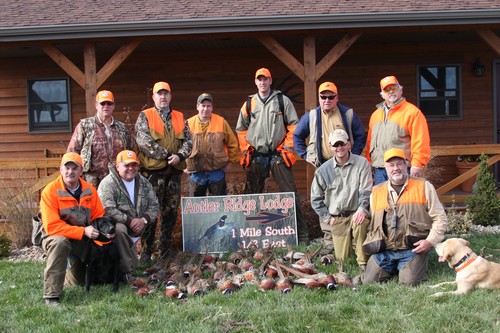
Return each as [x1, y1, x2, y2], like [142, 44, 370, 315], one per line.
[98, 150, 159, 280]
[363, 148, 447, 285]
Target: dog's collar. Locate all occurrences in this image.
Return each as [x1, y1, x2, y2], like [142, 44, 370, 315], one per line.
[454, 253, 476, 273]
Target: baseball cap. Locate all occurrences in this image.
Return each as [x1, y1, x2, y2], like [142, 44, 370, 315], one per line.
[384, 148, 406, 162]
[318, 82, 338, 95]
[116, 150, 139, 165]
[61, 152, 83, 167]
[380, 76, 400, 91]
[255, 68, 272, 79]
[329, 129, 349, 145]
[96, 90, 114, 103]
[153, 81, 171, 94]
[197, 93, 213, 104]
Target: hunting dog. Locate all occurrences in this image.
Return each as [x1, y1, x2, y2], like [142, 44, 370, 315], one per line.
[84, 216, 121, 293]
[430, 238, 500, 296]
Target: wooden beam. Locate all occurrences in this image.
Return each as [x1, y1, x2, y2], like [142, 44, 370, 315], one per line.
[303, 35, 317, 112]
[436, 154, 500, 195]
[84, 43, 97, 117]
[96, 39, 142, 88]
[257, 36, 305, 81]
[316, 33, 361, 80]
[40, 44, 85, 88]
[476, 29, 500, 56]
[431, 144, 500, 157]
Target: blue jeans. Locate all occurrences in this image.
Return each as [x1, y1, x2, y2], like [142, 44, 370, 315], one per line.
[372, 248, 417, 274]
[374, 168, 388, 185]
[188, 170, 227, 196]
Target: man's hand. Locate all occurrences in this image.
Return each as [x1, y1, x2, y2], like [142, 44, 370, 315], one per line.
[352, 211, 366, 225]
[84, 225, 98, 239]
[130, 218, 146, 236]
[412, 239, 432, 253]
[168, 154, 180, 166]
[410, 166, 422, 178]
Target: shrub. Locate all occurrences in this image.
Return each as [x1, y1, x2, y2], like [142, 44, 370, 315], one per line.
[445, 199, 473, 235]
[0, 169, 40, 248]
[0, 233, 12, 258]
[465, 154, 500, 226]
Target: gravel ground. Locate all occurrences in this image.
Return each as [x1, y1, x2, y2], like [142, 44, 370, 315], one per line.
[5, 225, 500, 262]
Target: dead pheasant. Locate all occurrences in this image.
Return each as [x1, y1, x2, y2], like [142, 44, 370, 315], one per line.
[273, 260, 293, 293]
[275, 260, 336, 290]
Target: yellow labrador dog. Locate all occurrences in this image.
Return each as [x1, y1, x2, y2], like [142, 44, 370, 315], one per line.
[430, 238, 500, 296]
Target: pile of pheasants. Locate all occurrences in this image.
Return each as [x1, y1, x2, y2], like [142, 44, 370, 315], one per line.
[129, 244, 360, 299]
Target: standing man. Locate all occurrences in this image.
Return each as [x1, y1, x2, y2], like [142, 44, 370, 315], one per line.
[236, 68, 308, 244]
[40, 152, 105, 306]
[310, 129, 372, 270]
[67, 90, 133, 188]
[185, 93, 240, 196]
[98, 150, 159, 280]
[135, 81, 192, 260]
[365, 76, 431, 185]
[293, 81, 366, 167]
[363, 148, 447, 285]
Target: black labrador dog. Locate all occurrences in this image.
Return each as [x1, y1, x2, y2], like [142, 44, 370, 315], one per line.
[84, 216, 121, 293]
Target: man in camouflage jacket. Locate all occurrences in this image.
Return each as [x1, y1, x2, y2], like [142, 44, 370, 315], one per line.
[67, 90, 133, 188]
[98, 150, 159, 276]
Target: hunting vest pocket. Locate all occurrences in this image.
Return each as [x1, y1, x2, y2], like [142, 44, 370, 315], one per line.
[363, 225, 387, 255]
[405, 220, 430, 247]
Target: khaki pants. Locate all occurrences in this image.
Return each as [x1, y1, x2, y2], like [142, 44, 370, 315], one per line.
[42, 236, 87, 299]
[330, 215, 369, 265]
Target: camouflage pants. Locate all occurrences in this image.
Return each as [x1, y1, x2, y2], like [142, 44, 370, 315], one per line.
[142, 170, 181, 257]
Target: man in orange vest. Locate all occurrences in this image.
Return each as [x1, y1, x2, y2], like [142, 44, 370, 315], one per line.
[135, 81, 192, 261]
[365, 76, 431, 185]
[185, 93, 240, 196]
[363, 148, 447, 285]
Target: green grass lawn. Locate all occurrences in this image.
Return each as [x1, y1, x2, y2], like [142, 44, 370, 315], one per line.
[1, 233, 499, 333]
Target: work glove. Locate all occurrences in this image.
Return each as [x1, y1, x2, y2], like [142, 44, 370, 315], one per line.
[240, 146, 255, 169]
[280, 148, 296, 168]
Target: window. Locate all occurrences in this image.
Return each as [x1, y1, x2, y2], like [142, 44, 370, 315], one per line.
[27, 78, 71, 132]
[418, 65, 461, 119]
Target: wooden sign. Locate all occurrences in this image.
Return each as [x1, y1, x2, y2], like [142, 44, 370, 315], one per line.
[181, 192, 298, 253]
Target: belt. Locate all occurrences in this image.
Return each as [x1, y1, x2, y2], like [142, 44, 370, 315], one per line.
[332, 211, 354, 218]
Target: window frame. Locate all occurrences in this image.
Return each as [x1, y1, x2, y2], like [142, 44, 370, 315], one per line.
[417, 64, 462, 121]
[27, 77, 72, 133]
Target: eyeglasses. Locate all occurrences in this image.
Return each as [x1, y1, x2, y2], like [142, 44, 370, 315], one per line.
[332, 142, 347, 148]
[320, 95, 337, 100]
[383, 85, 399, 93]
[100, 101, 114, 106]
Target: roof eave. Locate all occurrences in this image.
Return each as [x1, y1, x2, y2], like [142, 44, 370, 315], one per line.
[1, 9, 499, 42]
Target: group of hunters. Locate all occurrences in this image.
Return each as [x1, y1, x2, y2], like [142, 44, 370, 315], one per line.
[39, 68, 447, 306]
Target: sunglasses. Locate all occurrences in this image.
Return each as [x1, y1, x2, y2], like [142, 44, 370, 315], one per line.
[332, 142, 347, 148]
[320, 95, 337, 100]
[100, 101, 114, 106]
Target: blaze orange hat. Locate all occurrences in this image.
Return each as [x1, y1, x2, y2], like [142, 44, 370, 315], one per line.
[116, 150, 139, 165]
[255, 68, 272, 79]
[318, 82, 338, 94]
[384, 148, 407, 162]
[380, 76, 400, 91]
[153, 81, 171, 94]
[96, 90, 114, 103]
[61, 152, 83, 167]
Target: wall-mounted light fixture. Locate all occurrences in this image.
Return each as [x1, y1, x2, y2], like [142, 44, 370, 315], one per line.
[473, 58, 485, 77]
